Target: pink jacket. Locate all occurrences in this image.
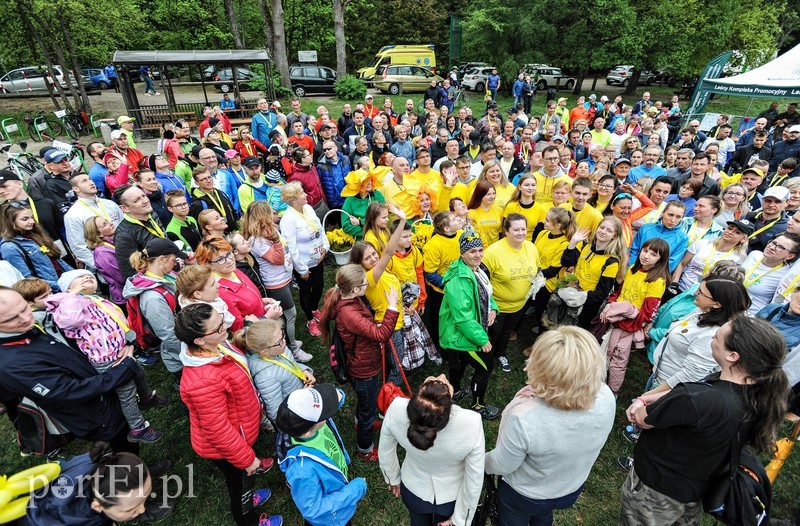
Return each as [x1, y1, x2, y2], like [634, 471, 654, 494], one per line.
[45, 293, 127, 364]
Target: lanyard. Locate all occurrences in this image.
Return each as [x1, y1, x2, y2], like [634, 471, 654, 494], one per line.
[287, 205, 319, 234]
[770, 174, 789, 188]
[214, 271, 241, 283]
[687, 221, 711, 245]
[646, 202, 666, 224]
[702, 245, 737, 277]
[80, 199, 110, 221]
[262, 354, 306, 381]
[356, 125, 364, 136]
[202, 189, 227, 219]
[749, 212, 780, 239]
[124, 214, 164, 238]
[744, 258, 783, 288]
[27, 199, 39, 223]
[89, 296, 129, 332]
[231, 167, 247, 184]
[781, 272, 800, 299]
[218, 343, 252, 379]
[145, 270, 176, 284]
[101, 240, 115, 249]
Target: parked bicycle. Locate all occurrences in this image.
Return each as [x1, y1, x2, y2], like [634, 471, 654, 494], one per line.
[22, 109, 63, 141]
[58, 109, 90, 140]
[0, 140, 42, 182]
[453, 87, 470, 107]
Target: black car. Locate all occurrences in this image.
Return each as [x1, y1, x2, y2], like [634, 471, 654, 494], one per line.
[214, 67, 259, 92]
[289, 65, 337, 97]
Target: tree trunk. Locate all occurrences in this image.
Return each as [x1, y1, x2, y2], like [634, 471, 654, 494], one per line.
[59, 15, 92, 112]
[624, 68, 641, 96]
[257, 0, 275, 59]
[574, 67, 588, 95]
[21, 4, 71, 110]
[333, 0, 347, 78]
[224, 0, 244, 49]
[33, 10, 80, 111]
[271, 0, 292, 88]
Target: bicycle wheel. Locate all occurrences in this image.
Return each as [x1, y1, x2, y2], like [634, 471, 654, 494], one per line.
[458, 91, 470, 107]
[63, 119, 80, 140]
[46, 118, 63, 138]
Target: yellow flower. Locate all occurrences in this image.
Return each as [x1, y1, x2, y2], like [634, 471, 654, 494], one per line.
[39, 245, 50, 254]
[328, 228, 355, 252]
[411, 222, 434, 251]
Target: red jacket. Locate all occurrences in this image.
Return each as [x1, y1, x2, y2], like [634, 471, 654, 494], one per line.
[217, 269, 266, 332]
[180, 343, 261, 468]
[334, 297, 399, 379]
[288, 163, 326, 207]
[235, 139, 268, 159]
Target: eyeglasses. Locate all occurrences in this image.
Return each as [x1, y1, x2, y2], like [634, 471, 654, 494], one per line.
[210, 251, 234, 264]
[598, 184, 615, 190]
[695, 288, 714, 301]
[726, 191, 745, 197]
[768, 240, 790, 252]
[266, 335, 286, 349]
[323, 146, 335, 152]
[195, 176, 213, 183]
[203, 320, 226, 337]
[170, 202, 189, 208]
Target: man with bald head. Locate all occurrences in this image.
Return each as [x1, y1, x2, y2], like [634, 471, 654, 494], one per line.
[382, 157, 416, 217]
[114, 183, 166, 278]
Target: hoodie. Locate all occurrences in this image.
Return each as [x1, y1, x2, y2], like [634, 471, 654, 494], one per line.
[122, 273, 181, 373]
[629, 221, 689, 272]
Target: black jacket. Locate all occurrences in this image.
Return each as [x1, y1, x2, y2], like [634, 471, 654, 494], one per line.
[0, 328, 134, 440]
[189, 187, 238, 233]
[146, 188, 171, 227]
[729, 144, 772, 173]
[114, 215, 165, 278]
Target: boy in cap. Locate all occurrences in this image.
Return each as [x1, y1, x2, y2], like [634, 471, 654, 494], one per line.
[276, 384, 367, 526]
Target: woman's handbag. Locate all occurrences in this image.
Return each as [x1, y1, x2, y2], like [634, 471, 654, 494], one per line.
[472, 474, 500, 526]
[376, 338, 412, 415]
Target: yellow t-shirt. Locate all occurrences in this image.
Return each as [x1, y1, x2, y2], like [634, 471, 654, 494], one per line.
[387, 246, 424, 308]
[619, 267, 666, 309]
[366, 268, 404, 330]
[533, 171, 573, 206]
[423, 230, 462, 293]
[574, 242, 620, 292]
[468, 205, 503, 246]
[383, 178, 416, 218]
[483, 238, 540, 312]
[363, 230, 390, 256]
[534, 231, 570, 292]
[406, 168, 441, 195]
[492, 183, 516, 210]
[504, 200, 548, 241]
[561, 203, 603, 234]
[437, 180, 476, 212]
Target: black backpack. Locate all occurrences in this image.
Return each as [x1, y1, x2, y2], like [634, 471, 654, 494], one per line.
[16, 397, 73, 456]
[328, 322, 350, 384]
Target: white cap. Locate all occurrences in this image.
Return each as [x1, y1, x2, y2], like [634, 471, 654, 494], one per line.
[272, 101, 281, 108]
[788, 125, 800, 133]
[763, 186, 791, 201]
[110, 129, 127, 140]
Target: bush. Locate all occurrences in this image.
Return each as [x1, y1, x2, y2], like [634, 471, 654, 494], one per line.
[334, 75, 367, 100]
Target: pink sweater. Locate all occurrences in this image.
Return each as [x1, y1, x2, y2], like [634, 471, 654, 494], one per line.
[45, 293, 127, 364]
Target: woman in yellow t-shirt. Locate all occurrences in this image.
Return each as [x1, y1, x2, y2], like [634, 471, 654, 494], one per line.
[482, 213, 540, 372]
[533, 206, 577, 323]
[349, 203, 408, 385]
[478, 160, 515, 210]
[363, 201, 390, 256]
[468, 180, 504, 246]
[503, 174, 548, 241]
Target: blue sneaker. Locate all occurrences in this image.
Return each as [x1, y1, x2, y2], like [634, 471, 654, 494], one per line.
[136, 351, 158, 366]
[258, 514, 282, 526]
[252, 488, 271, 507]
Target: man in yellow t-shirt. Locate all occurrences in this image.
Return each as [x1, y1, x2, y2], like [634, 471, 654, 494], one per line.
[534, 145, 572, 205]
[406, 148, 441, 197]
[561, 177, 603, 233]
[382, 157, 416, 218]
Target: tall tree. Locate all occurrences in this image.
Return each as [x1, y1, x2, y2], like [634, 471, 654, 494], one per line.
[333, 0, 347, 78]
[224, 0, 244, 49]
[271, 0, 291, 88]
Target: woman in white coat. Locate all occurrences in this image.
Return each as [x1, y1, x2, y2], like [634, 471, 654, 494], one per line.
[378, 374, 485, 526]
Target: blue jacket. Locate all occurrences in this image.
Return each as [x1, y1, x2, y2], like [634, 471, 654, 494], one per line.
[629, 221, 689, 273]
[391, 139, 415, 166]
[279, 419, 367, 526]
[758, 302, 800, 351]
[104, 65, 116, 79]
[317, 153, 351, 209]
[155, 170, 190, 201]
[251, 110, 278, 147]
[512, 79, 525, 97]
[22, 454, 112, 525]
[0, 236, 73, 291]
[211, 168, 242, 213]
[645, 284, 700, 363]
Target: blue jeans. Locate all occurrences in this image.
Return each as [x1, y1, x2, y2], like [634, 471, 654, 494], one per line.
[498, 479, 583, 526]
[401, 483, 456, 526]
[350, 374, 380, 451]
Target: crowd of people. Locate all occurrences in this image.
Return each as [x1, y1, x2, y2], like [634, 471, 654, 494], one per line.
[0, 89, 799, 526]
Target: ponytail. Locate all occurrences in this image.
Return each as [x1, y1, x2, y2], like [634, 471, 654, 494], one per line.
[88, 441, 149, 509]
[319, 264, 366, 344]
[129, 251, 152, 273]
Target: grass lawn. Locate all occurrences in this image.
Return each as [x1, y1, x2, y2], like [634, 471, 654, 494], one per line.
[2, 261, 800, 525]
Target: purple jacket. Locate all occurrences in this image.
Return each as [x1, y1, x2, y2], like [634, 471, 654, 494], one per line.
[93, 242, 125, 305]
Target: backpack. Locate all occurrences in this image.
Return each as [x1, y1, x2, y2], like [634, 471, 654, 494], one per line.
[16, 397, 73, 456]
[328, 322, 350, 385]
[125, 286, 177, 349]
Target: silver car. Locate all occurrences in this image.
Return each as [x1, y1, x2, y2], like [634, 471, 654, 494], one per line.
[606, 65, 657, 87]
[461, 67, 496, 92]
[0, 66, 91, 94]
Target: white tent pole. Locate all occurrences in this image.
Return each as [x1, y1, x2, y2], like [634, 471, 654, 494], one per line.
[743, 97, 755, 117]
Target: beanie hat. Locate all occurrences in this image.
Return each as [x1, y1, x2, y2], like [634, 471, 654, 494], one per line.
[146, 154, 158, 172]
[264, 169, 282, 184]
[208, 117, 220, 129]
[57, 269, 94, 293]
[459, 231, 483, 254]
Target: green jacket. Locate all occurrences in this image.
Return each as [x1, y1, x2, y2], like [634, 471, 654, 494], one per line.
[341, 191, 385, 239]
[439, 258, 498, 351]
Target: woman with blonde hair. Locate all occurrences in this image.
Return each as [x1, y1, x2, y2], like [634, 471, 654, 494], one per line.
[477, 160, 515, 209]
[198, 209, 228, 239]
[176, 264, 236, 329]
[234, 125, 268, 158]
[84, 216, 125, 306]
[503, 174, 548, 241]
[485, 326, 615, 525]
[241, 201, 307, 361]
[715, 183, 750, 228]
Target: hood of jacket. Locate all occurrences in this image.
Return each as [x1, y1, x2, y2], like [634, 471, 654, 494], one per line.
[179, 342, 226, 367]
[442, 257, 475, 287]
[122, 272, 176, 298]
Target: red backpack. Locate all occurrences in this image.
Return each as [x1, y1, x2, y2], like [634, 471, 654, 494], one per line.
[126, 286, 178, 349]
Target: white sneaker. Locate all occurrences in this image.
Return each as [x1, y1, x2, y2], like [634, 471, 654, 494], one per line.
[293, 348, 313, 363]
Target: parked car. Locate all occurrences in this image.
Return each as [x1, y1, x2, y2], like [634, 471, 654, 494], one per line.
[373, 65, 442, 95]
[461, 67, 496, 92]
[457, 62, 490, 78]
[289, 65, 337, 97]
[0, 65, 91, 94]
[81, 68, 111, 89]
[606, 65, 657, 86]
[523, 65, 576, 91]
[214, 67, 260, 92]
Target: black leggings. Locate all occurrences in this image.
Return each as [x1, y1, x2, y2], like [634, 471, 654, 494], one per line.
[445, 348, 494, 406]
[294, 265, 325, 320]
[423, 288, 443, 349]
[489, 304, 528, 359]
[209, 458, 257, 526]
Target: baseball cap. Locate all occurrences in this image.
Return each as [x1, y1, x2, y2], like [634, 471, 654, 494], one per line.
[727, 218, 755, 236]
[763, 186, 791, 201]
[589, 94, 597, 100]
[44, 150, 67, 163]
[0, 169, 22, 182]
[224, 149, 239, 159]
[507, 107, 518, 115]
[39, 146, 56, 159]
[275, 384, 343, 437]
[557, 97, 567, 104]
[271, 101, 282, 108]
[613, 158, 632, 168]
[110, 129, 127, 140]
[552, 135, 565, 142]
[468, 130, 481, 143]
[788, 125, 800, 133]
[600, 95, 609, 102]
[242, 156, 261, 168]
[742, 167, 765, 178]
[117, 115, 135, 125]
[487, 102, 498, 110]
[365, 94, 374, 100]
[141, 238, 188, 259]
